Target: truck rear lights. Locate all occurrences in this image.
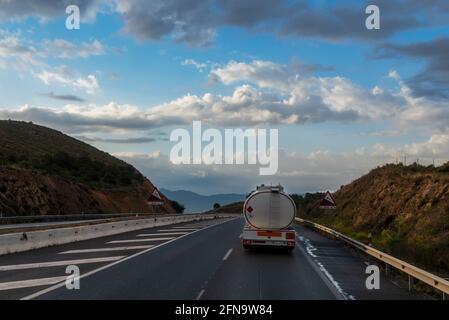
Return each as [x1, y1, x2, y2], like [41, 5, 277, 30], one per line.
[285, 232, 295, 240]
[257, 231, 281, 237]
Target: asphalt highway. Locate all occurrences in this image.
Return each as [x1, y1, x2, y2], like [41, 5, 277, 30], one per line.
[0, 217, 421, 300]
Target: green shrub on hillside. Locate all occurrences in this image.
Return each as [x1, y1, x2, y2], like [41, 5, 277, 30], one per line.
[1, 150, 143, 188]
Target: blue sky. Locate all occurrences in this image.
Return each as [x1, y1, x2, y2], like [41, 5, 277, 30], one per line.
[0, 0, 448, 195]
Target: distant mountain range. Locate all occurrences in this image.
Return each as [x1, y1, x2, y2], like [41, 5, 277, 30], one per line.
[160, 189, 246, 213]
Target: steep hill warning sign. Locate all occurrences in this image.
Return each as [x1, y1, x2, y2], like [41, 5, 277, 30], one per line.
[319, 191, 337, 209]
[148, 187, 164, 205]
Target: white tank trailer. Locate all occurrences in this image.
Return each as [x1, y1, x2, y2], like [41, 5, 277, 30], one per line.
[242, 185, 297, 250]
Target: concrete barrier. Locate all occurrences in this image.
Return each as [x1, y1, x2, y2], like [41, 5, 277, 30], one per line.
[0, 214, 236, 256]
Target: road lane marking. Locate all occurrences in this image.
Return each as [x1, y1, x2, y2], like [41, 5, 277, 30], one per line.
[222, 248, 233, 261]
[157, 229, 199, 232]
[59, 246, 154, 254]
[107, 237, 174, 244]
[161, 228, 199, 231]
[172, 227, 201, 229]
[295, 234, 346, 300]
[137, 232, 188, 237]
[196, 289, 205, 300]
[0, 276, 67, 291]
[0, 256, 126, 271]
[22, 217, 240, 300]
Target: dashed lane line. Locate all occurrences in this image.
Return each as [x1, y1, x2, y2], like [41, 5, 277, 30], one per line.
[222, 248, 233, 261]
[196, 289, 205, 300]
[59, 246, 154, 254]
[0, 256, 125, 271]
[0, 277, 67, 291]
[136, 232, 188, 237]
[157, 229, 199, 232]
[21, 217, 239, 300]
[107, 237, 175, 244]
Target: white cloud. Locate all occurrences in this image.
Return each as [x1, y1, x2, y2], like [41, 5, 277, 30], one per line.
[113, 151, 162, 159]
[113, 136, 449, 195]
[372, 132, 449, 160]
[0, 30, 41, 70]
[42, 39, 105, 59]
[0, 30, 106, 69]
[181, 59, 207, 72]
[209, 60, 409, 123]
[34, 65, 100, 95]
[210, 61, 449, 131]
[2, 55, 447, 133]
[2, 60, 448, 135]
[209, 59, 323, 90]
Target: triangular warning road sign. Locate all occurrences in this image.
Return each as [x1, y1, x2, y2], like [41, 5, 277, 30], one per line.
[319, 191, 337, 209]
[148, 187, 164, 205]
[152, 188, 162, 201]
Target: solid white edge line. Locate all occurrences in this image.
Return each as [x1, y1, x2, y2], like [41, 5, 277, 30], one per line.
[295, 235, 347, 301]
[21, 217, 239, 300]
[222, 248, 233, 261]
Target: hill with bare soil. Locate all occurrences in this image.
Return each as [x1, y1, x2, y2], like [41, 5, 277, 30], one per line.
[0, 120, 175, 216]
[300, 163, 449, 273]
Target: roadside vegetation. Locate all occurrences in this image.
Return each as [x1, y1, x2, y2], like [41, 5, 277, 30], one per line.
[0, 120, 144, 188]
[297, 163, 449, 275]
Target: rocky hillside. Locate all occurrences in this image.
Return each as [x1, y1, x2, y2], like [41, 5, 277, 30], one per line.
[301, 163, 449, 273]
[0, 120, 175, 215]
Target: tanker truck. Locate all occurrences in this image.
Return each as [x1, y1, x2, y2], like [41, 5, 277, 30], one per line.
[242, 184, 297, 250]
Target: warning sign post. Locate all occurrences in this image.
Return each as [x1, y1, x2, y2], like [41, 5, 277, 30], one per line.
[148, 187, 164, 206]
[319, 191, 337, 210]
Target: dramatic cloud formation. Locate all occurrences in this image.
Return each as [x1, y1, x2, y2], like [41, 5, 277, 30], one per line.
[374, 37, 449, 99]
[1, 1, 448, 195]
[115, 0, 217, 47]
[0, 0, 103, 21]
[114, 133, 449, 195]
[2, 0, 448, 46]
[2, 59, 448, 134]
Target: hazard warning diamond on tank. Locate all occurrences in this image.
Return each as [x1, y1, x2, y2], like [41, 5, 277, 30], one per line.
[246, 206, 254, 213]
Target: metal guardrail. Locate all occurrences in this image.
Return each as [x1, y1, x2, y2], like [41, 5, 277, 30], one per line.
[295, 217, 449, 297]
[0, 212, 211, 225]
